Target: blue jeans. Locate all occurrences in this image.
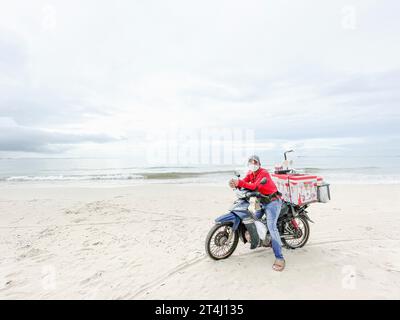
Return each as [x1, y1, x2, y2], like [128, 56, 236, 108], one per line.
[264, 199, 284, 260]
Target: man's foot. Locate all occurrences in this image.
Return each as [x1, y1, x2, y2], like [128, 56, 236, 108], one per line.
[272, 259, 285, 272]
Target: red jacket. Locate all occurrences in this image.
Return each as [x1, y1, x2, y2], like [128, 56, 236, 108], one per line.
[237, 168, 278, 196]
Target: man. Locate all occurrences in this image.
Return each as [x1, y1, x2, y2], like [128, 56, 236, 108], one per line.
[229, 155, 285, 272]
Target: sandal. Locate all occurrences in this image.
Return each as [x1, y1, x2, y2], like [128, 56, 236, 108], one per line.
[272, 259, 285, 272]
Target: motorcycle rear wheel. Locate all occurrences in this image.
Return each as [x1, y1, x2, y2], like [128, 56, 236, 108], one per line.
[205, 223, 239, 260]
[281, 215, 310, 249]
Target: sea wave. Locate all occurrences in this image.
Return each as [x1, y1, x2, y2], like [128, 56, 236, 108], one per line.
[1, 168, 400, 184]
[1, 170, 234, 182]
[299, 166, 381, 172]
[3, 174, 144, 182]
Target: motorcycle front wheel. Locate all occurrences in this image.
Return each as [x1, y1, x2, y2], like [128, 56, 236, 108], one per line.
[205, 223, 239, 260]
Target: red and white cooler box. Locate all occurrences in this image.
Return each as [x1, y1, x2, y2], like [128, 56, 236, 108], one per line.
[271, 173, 331, 205]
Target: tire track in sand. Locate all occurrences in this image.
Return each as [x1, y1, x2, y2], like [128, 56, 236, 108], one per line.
[128, 254, 207, 299]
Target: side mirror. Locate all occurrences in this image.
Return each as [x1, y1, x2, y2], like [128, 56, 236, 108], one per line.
[260, 177, 267, 185]
[234, 171, 241, 178]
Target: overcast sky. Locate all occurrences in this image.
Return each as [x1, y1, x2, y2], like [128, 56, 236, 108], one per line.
[1, 0, 399, 163]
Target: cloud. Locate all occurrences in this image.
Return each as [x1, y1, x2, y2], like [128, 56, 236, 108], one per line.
[0, 30, 27, 82]
[0, 118, 119, 153]
[0, 89, 111, 127]
[0, 0, 400, 158]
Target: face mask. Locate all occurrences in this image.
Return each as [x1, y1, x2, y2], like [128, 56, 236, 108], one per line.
[248, 164, 260, 172]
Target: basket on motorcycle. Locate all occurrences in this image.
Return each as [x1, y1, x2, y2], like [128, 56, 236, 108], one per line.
[317, 184, 331, 203]
[272, 174, 326, 205]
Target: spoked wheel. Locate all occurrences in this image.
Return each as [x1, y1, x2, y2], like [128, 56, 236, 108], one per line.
[205, 223, 239, 260]
[281, 215, 310, 249]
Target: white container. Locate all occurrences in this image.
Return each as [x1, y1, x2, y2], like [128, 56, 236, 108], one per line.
[271, 174, 291, 202]
[272, 174, 322, 205]
[289, 178, 318, 205]
[317, 184, 331, 203]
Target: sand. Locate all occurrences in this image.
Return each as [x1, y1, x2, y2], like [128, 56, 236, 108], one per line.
[0, 183, 399, 300]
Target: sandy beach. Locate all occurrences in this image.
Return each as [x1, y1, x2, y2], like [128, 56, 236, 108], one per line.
[0, 183, 399, 300]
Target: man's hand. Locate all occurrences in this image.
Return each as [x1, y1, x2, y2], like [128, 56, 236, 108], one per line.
[229, 179, 239, 188]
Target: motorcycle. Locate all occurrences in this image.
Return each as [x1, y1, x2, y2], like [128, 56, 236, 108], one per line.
[205, 175, 314, 260]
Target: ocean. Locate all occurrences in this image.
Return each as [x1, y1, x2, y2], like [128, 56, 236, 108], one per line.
[1, 156, 400, 186]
